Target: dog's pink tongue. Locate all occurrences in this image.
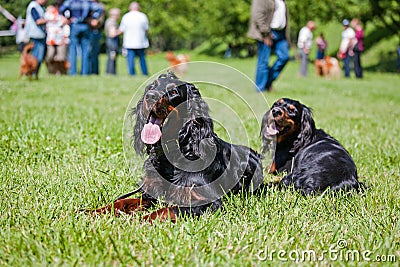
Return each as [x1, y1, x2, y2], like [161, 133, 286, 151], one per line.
[141, 123, 162, 144]
[267, 123, 279, 135]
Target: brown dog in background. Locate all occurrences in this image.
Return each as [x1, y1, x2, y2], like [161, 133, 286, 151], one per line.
[165, 51, 190, 77]
[314, 56, 340, 79]
[19, 43, 39, 80]
[46, 60, 69, 75]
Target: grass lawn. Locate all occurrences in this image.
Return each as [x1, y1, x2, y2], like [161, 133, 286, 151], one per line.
[0, 52, 399, 266]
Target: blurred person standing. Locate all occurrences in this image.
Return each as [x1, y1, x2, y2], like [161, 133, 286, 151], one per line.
[248, 0, 290, 92]
[119, 2, 149, 76]
[397, 45, 400, 73]
[44, 3, 68, 64]
[59, 0, 104, 75]
[338, 19, 356, 78]
[25, 0, 48, 77]
[88, 0, 105, 75]
[315, 32, 327, 60]
[104, 8, 120, 75]
[350, 18, 364, 78]
[297, 20, 316, 77]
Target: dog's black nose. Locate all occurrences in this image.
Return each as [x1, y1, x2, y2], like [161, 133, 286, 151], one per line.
[272, 107, 283, 117]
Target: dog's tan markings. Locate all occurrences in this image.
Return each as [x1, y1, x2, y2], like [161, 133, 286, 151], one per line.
[289, 105, 295, 110]
[279, 99, 284, 104]
[167, 105, 175, 112]
[269, 160, 277, 173]
[276, 115, 297, 144]
[90, 198, 151, 216]
[142, 207, 177, 224]
[188, 185, 207, 201]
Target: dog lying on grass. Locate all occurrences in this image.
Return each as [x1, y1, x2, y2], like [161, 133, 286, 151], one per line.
[90, 72, 263, 223]
[261, 98, 363, 194]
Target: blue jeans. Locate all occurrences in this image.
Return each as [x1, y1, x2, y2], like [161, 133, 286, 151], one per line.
[353, 50, 363, 78]
[127, 48, 148, 76]
[89, 29, 102, 74]
[255, 30, 289, 91]
[316, 50, 325, 60]
[397, 46, 400, 70]
[68, 23, 91, 75]
[30, 38, 46, 73]
[106, 37, 119, 75]
[343, 51, 352, 78]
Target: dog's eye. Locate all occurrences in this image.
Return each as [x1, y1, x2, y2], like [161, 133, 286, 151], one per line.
[169, 89, 179, 96]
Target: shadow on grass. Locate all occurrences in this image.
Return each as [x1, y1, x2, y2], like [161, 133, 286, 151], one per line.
[364, 50, 399, 73]
[363, 26, 400, 73]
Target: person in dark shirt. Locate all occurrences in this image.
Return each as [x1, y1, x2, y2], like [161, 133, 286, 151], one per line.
[59, 0, 104, 75]
[88, 0, 105, 75]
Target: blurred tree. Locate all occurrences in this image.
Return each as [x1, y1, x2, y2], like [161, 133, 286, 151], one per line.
[366, 0, 400, 41]
[0, 0, 27, 50]
[1, 0, 399, 54]
[0, 0, 27, 30]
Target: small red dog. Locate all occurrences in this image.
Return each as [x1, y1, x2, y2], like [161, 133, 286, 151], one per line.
[314, 56, 340, 79]
[165, 51, 189, 77]
[19, 43, 39, 80]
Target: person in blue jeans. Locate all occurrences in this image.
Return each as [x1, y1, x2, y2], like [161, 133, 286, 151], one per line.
[339, 19, 356, 78]
[126, 48, 148, 76]
[25, 0, 48, 77]
[59, 0, 104, 75]
[118, 2, 149, 76]
[88, 0, 105, 75]
[397, 45, 400, 73]
[248, 0, 290, 92]
[88, 28, 102, 74]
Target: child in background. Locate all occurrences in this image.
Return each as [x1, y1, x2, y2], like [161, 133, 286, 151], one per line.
[44, 4, 68, 63]
[104, 8, 121, 75]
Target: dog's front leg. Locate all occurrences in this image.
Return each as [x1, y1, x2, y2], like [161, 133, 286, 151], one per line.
[142, 207, 178, 223]
[92, 197, 154, 216]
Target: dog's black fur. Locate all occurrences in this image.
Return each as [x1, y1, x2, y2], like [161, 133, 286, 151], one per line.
[94, 72, 263, 222]
[261, 98, 362, 194]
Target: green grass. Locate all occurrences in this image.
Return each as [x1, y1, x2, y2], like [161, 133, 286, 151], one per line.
[1, 52, 399, 266]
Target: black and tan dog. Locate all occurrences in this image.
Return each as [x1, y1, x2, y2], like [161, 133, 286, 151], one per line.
[92, 72, 263, 222]
[261, 98, 363, 194]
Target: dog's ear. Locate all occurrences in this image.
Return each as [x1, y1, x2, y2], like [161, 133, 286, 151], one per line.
[179, 118, 216, 160]
[132, 96, 146, 155]
[166, 70, 179, 80]
[184, 83, 210, 120]
[292, 105, 315, 152]
[178, 83, 217, 159]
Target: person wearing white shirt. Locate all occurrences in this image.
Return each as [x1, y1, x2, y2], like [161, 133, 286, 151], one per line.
[119, 2, 149, 76]
[297, 21, 316, 77]
[339, 19, 356, 78]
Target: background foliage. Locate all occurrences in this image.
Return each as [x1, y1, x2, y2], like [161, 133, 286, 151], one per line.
[1, 0, 399, 58]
